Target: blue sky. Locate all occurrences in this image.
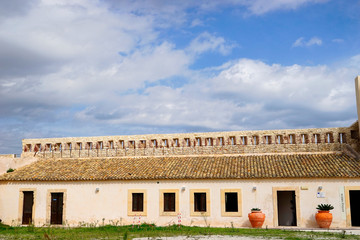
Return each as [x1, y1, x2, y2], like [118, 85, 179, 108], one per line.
[0, 0, 359, 154]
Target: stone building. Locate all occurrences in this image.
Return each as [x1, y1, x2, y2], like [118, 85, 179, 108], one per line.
[0, 77, 360, 228]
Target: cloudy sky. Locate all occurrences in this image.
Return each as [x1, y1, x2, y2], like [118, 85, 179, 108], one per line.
[0, 0, 359, 154]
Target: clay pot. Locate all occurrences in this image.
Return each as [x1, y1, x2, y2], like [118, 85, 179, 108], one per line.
[248, 210, 265, 228]
[315, 210, 333, 228]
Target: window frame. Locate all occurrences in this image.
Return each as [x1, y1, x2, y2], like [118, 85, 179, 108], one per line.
[190, 189, 210, 217]
[128, 190, 147, 216]
[159, 189, 179, 216]
[221, 189, 242, 217]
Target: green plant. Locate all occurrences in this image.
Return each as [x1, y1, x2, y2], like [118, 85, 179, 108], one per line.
[316, 204, 334, 211]
[6, 168, 14, 173]
[251, 208, 261, 211]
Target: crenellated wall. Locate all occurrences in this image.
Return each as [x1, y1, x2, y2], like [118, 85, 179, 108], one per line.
[21, 123, 359, 158]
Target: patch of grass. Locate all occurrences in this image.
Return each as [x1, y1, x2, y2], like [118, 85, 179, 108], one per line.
[0, 223, 359, 240]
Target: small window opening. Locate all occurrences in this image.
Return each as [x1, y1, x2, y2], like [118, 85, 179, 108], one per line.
[109, 141, 114, 149]
[206, 138, 213, 146]
[163, 193, 175, 212]
[276, 135, 283, 144]
[76, 142, 82, 150]
[241, 136, 247, 145]
[132, 193, 144, 212]
[194, 192, 206, 212]
[225, 192, 238, 212]
[119, 140, 124, 149]
[313, 134, 321, 144]
[289, 134, 295, 144]
[129, 141, 135, 148]
[86, 142, 92, 150]
[46, 143, 52, 152]
[34, 144, 41, 152]
[326, 133, 334, 143]
[264, 136, 271, 144]
[339, 133, 346, 143]
[185, 138, 190, 147]
[162, 139, 168, 147]
[229, 136, 236, 145]
[196, 138, 201, 146]
[218, 137, 224, 146]
[253, 136, 258, 145]
[301, 134, 308, 144]
[24, 144, 32, 152]
[139, 140, 146, 148]
[151, 139, 157, 148]
[66, 142, 72, 150]
[351, 130, 358, 139]
[173, 138, 179, 147]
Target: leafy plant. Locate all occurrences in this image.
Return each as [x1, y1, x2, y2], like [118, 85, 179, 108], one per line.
[251, 208, 261, 211]
[6, 168, 14, 173]
[316, 204, 334, 211]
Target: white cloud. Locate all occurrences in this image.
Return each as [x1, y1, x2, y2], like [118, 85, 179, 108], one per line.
[187, 32, 236, 56]
[292, 37, 322, 47]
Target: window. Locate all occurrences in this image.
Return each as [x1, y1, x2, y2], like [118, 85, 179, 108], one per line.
[240, 136, 247, 145]
[253, 136, 258, 145]
[34, 144, 41, 152]
[151, 139, 157, 148]
[313, 134, 321, 144]
[206, 138, 213, 146]
[128, 190, 147, 216]
[86, 142, 92, 150]
[276, 135, 283, 144]
[185, 138, 190, 147]
[196, 138, 201, 146]
[66, 142, 72, 150]
[139, 140, 146, 148]
[109, 141, 114, 149]
[159, 189, 179, 216]
[339, 133, 346, 143]
[119, 140, 125, 149]
[221, 189, 242, 217]
[301, 134, 309, 144]
[173, 138, 179, 147]
[24, 144, 32, 152]
[132, 193, 143, 212]
[288, 134, 296, 144]
[129, 141, 135, 148]
[162, 139, 168, 147]
[190, 189, 210, 216]
[325, 133, 334, 143]
[264, 136, 271, 144]
[351, 130, 358, 139]
[218, 137, 224, 146]
[76, 142, 82, 150]
[46, 144, 52, 152]
[229, 136, 236, 145]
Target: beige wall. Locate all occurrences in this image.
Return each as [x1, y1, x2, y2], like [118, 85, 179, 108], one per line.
[0, 155, 38, 174]
[1, 178, 359, 228]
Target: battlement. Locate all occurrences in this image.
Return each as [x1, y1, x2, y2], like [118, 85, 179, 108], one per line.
[21, 124, 359, 158]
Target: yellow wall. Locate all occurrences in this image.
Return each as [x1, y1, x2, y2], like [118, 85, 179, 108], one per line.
[1, 178, 359, 228]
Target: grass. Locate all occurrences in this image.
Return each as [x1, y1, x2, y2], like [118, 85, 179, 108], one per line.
[0, 223, 359, 240]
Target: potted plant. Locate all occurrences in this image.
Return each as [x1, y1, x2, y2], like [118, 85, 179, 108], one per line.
[248, 208, 265, 228]
[315, 204, 334, 228]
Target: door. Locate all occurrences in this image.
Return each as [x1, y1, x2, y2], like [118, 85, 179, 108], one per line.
[350, 190, 360, 226]
[22, 191, 34, 225]
[277, 190, 297, 226]
[50, 193, 63, 225]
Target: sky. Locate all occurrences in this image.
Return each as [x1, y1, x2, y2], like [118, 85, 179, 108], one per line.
[0, 0, 360, 154]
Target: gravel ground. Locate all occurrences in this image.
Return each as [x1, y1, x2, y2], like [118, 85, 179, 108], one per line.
[134, 236, 275, 240]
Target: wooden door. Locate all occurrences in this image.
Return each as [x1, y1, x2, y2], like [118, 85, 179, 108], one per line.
[22, 191, 34, 225]
[50, 193, 63, 225]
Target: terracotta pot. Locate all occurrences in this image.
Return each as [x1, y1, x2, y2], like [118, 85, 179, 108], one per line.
[315, 210, 333, 228]
[248, 210, 265, 228]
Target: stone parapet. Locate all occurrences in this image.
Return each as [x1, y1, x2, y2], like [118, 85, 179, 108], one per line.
[20, 124, 359, 158]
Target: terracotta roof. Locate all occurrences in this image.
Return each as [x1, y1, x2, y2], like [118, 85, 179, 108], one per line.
[0, 153, 359, 181]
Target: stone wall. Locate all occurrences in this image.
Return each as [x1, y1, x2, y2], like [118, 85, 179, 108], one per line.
[21, 123, 360, 158]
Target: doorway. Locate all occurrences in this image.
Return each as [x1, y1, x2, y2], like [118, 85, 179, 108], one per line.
[50, 193, 63, 225]
[277, 190, 297, 226]
[22, 191, 34, 225]
[350, 190, 360, 226]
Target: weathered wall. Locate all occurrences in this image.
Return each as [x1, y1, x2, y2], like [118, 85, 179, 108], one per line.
[0, 155, 38, 174]
[0, 178, 358, 228]
[21, 124, 359, 158]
